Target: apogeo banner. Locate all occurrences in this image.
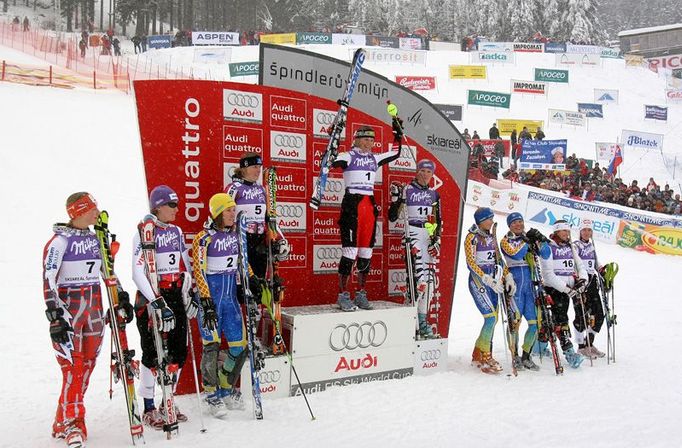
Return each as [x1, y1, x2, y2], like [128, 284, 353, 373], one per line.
[621, 129, 664, 151]
[229, 61, 259, 77]
[192, 31, 240, 45]
[511, 79, 547, 95]
[467, 89, 510, 108]
[395, 75, 436, 91]
[535, 68, 569, 83]
[466, 181, 527, 213]
[519, 139, 567, 170]
[296, 32, 332, 45]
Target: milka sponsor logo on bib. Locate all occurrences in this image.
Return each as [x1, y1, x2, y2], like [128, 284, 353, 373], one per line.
[353, 156, 376, 168]
[214, 235, 238, 252]
[243, 188, 265, 201]
[409, 191, 432, 203]
[71, 239, 99, 256]
[157, 232, 179, 248]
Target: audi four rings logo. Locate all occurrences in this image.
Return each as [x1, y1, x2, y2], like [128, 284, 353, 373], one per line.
[257, 370, 281, 383]
[274, 134, 304, 148]
[276, 204, 304, 218]
[420, 349, 441, 361]
[316, 112, 335, 125]
[325, 179, 344, 193]
[329, 321, 388, 351]
[227, 92, 260, 108]
[316, 247, 343, 260]
[391, 271, 407, 282]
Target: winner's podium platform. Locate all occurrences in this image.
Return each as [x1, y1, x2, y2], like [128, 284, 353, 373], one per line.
[248, 301, 448, 398]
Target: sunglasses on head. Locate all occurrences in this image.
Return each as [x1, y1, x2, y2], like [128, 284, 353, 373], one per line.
[166, 202, 178, 208]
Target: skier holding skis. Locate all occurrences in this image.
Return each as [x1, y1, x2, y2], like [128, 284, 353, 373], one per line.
[573, 219, 606, 359]
[132, 185, 199, 428]
[388, 159, 441, 337]
[44, 192, 133, 447]
[334, 125, 402, 311]
[538, 220, 588, 368]
[500, 213, 550, 371]
[192, 193, 247, 416]
[465, 207, 516, 374]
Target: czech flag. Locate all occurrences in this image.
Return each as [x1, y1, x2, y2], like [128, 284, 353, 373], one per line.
[607, 145, 623, 176]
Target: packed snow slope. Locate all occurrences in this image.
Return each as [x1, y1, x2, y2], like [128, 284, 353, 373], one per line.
[1, 43, 680, 447]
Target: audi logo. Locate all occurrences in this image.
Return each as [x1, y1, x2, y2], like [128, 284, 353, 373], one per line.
[276, 204, 304, 218]
[316, 247, 342, 260]
[329, 321, 388, 351]
[391, 271, 407, 282]
[316, 112, 335, 125]
[274, 134, 304, 148]
[227, 92, 259, 108]
[257, 370, 281, 383]
[325, 179, 344, 193]
[420, 349, 441, 361]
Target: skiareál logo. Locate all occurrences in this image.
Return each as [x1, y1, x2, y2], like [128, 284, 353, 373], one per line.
[530, 208, 558, 225]
[598, 93, 614, 101]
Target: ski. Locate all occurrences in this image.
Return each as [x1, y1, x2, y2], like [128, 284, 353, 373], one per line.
[264, 166, 286, 355]
[94, 211, 145, 444]
[137, 214, 179, 439]
[309, 47, 367, 210]
[569, 242, 594, 367]
[236, 212, 265, 420]
[590, 237, 618, 364]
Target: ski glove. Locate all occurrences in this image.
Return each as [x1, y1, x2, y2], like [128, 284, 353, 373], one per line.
[428, 239, 440, 258]
[273, 238, 290, 262]
[574, 278, 587, 294]
[482, 274, 504, 294]
[504, 273, 517, 297]
[392, 117, 404, 143]
[45, 308, 73, 344]
[390, 182, 404, 204]
[199, 297, 217, 331]
[180, 272, 199, 320]
[150, 297, 175, 332]
[115, 290, 135, 324]
[526, 228, 549, 246]
[185, 294, 200, 321]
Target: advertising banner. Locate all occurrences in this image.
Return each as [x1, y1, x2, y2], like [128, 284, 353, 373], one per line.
[577, 102, 604, 118]
[535, 68, 569, 83]
[229, 61, 259, 77]
[555, 53, 600, 66]
[366, 36, 399, 48]
[496, 119, 544, 135]
[259, 33, 297, 44]
[617, 221, 682, 256]
[566, 44, 602, 54]
[513, 42, 544, 52]
[191, 31, 240, 45]
[467, 139, 511, 157]
[449, 65, 486, 79]
[595, 142, 620, 161]
[478, 42, 513, 52]
[594, 88, 619, 103]
[625, 54, 644, 66]
[548, 108, 586, 127]
[395, 75, 436, 91]
[621, 129, 664, 151]
[366, 48, 426, 64]
[474, 51, 515, 64]
[466, 181, 528, 213]
[331, 33, 366, 46]
[544, 42, 567, 53]
[666, 89, 682, 102]
[467, 89, 511, 108]
[399, 37, 424, 50]
[148, 35, 171, 49]
[645, 105, 668, 121]
[646, 54, 682, 72]
[601, 47, 621, 58]
[519, 139, 567, 170]
[296, 32, 332, 45]
[434, 104, 463, 121]
[511, 79, 547, 95]
[193, 47, 231, 64]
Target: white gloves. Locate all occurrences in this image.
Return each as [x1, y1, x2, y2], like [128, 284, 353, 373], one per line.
[504, 273, 517, 297]
[482, 274, 504, 294]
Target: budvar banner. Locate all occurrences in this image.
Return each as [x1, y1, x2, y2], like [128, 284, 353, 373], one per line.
[621, 129, 664, 151]
[474, 51, 515, 64]
[229, 61, 259, 77]
[645, 105, 668, 121]
[577, 102, 604, 118]
[535, 68, 569, 83]
[434, 104, 463, 121]
[496, 119, 544, 135]
[296, 32, 332, 45]
[594, 88, 619, 103]
[519, 139, 567, 170]
[544, 42, 567, 53]
[595, 142, 620, 161]
[395, 75, 436, 91]
[511, 79, 547, 95]
[467, 139, 511, 157]
[467, 89, 511, 108]
[148, 35, 171, 49]
[192, 31, 240, 45]
[556, 53, 600, 66]
[260, 33, 297, 44]
[666, 89, 682, 102]
[366, 48, 426, 65]
[478, 42, 513, 52]
[548, 108, 586, 127]
[259, 43, 469, 337]
[449, 65, 486, 79]
[513, 42, 544, 52]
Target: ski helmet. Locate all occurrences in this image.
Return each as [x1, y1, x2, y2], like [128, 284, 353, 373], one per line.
[149, 185, 178, 211]
[506, 212, 524, 227]
[417, 159, 436, 173]
[578, 219, 593, 232]
[209, 193, 236, 219]
[354, 126, 376, 139]
[66, 192, 98, 219]
[474, 207, 495, 225]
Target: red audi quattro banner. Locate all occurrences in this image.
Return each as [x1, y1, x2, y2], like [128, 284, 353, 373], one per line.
[394, 75, 437, 91]
[134, 80, 460, 344]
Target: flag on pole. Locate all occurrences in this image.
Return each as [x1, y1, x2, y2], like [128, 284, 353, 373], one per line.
[607, 145, 623, 175]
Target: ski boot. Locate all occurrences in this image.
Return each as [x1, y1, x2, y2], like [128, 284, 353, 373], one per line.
[417, 313, 435, 339]
[222, 388, 246, 411]
[472, 347, 502, 374]
[64, 427, 85, 448]
[563, 347, 585, 368]
[205, 392, 229, 418]
[337, 291, 357, 312]
[590, 345, 606, 358]
[532, 340, 552, 358]
[142, 408, 164, 430]
[160, 403, 188, 422]
[512, 355, 525, 371]
[578, 345, 597, 360]
[354, 290, 373, 310]
[521, 351, 540, 371]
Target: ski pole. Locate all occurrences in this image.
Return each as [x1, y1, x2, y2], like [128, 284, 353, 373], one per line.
[186, 321, 207, 433]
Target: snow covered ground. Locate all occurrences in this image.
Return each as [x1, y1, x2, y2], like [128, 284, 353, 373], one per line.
[1, 42, 681, 447]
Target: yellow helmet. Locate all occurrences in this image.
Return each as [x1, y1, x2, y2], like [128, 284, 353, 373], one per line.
[209, 193, 236, 219]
